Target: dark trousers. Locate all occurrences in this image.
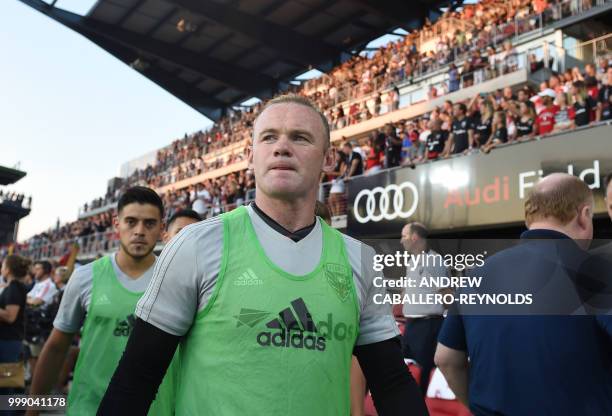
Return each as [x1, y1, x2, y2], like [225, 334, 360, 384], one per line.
[401, 316, 444, 396]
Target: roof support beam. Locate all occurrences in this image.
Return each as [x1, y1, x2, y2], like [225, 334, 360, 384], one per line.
[18, 0, 279, 98]
[116, 0, 145, 27]
[87, 35, 227, 120]
[168, 0, 343, 68]
[145, 6, 178, 37]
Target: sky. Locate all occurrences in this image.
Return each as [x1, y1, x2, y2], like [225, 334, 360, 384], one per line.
[2, 0, 212, 241]
[1, 0, 423, 243]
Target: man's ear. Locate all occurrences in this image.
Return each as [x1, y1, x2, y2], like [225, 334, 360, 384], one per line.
[322, 145, 335, 173]
[247, 145, 254, 170]
[113, 215, 119, 232]
[578, 204, 592, 231]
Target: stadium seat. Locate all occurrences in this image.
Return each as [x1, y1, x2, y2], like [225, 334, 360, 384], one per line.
[425, 368, 472, 416]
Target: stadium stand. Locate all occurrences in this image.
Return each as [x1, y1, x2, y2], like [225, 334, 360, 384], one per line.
[0, 165, 31, 252]
[11, 0, 612, 262]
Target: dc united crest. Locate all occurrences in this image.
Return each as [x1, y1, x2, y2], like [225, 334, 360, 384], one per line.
[325, 263, 351, 302]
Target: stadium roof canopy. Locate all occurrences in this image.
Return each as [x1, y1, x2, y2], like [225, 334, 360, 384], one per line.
[0, 165, 27, 186]
[20, 0, 460, 121]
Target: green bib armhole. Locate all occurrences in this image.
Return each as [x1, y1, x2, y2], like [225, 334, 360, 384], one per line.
[193, 207, 236, 320]
[67, 255, 110, 415]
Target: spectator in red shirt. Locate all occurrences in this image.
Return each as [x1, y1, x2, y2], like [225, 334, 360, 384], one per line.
[535, 89, 559, 135]
[365, 135, 384, 174]
[534, 0, 549, 15]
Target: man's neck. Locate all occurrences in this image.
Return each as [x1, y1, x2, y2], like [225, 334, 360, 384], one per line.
[527, 223, 573, 239]
[254, 193, 316, 232]
[115, 250, 155, 279]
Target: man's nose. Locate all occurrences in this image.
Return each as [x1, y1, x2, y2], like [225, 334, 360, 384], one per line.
[133, 222, 146, 235]
[272, 135, 292, 157]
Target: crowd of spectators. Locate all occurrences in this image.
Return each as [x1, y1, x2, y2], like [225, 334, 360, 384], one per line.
[305, 0, 598, 127]
[321, 61, 611, 187]
[0, 190, 31, 209]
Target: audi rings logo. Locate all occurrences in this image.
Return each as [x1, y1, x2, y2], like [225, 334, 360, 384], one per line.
[353, 182, 419, 224]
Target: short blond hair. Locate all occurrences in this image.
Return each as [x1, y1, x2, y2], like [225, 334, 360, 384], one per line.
[55, 266, 70, 284]
[524, 174, 592, 226]
[254, 94, 330, 149]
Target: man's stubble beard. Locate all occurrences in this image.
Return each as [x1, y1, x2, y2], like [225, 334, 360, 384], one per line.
[119, 240, 156, 261]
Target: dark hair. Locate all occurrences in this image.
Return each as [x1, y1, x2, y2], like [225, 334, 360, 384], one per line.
[455, 102, 467, 113]
[117, 186, 164, 219]
[167, 209, 202, 229]
[408, 222, 429, 239]
[5, 255, 32, 278]
[34, 260, 52, 275]
[604, 173, 612, 192]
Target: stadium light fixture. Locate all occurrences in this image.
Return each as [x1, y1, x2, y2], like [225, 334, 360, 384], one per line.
[129, 58, 150, 72]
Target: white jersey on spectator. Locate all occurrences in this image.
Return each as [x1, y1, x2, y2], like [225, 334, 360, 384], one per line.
[28, 277, 58, 306]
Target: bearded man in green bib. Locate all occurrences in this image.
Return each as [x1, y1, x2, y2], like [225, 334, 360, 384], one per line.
[99, 95, 428, 416]
[28, 187, 175, 415]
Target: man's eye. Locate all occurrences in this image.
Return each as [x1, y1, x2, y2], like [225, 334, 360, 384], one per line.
[262, 135, 275, 141]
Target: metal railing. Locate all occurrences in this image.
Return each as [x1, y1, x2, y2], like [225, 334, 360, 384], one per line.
[317, 121, 612, 220]
[15, 230, 119, 261]
[18, 191, 258, 261]
[565, 32, 612, 69]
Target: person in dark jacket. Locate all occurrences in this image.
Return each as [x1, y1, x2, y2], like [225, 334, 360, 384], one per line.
[0, 255, 30, 351]
[0, 255, 31, 397]
[435, 173, 612, 416]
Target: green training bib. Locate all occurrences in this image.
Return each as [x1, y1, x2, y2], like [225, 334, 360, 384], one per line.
[176, 206, 360, 415]
[67, 255, 176, 415]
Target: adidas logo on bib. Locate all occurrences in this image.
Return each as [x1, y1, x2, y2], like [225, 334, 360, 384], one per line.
[96, 294, 111, 305]
[234, 268, 263, 286]
[256, 298, 326, 352]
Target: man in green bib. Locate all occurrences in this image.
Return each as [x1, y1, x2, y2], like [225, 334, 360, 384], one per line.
[99, 95, 428, 415]
[28, 187, 174, 415]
